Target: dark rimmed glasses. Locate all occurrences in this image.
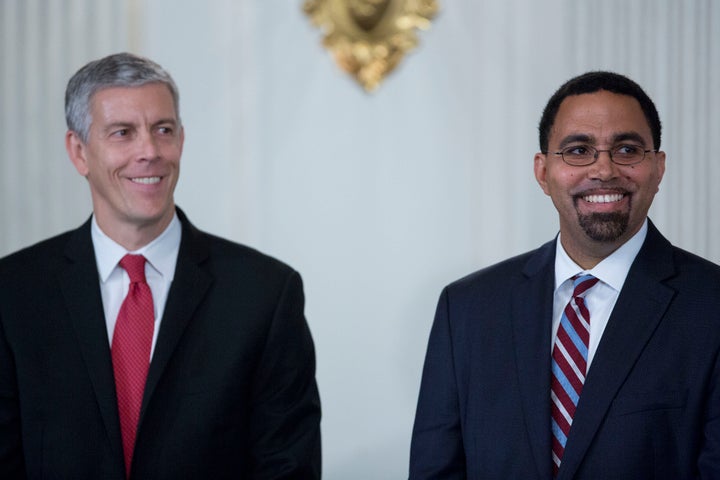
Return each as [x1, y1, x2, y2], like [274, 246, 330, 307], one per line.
[551, 144, 657, 166]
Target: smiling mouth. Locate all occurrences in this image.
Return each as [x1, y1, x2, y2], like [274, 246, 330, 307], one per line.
[130, 176, 161, 185]
[582, 193, 625, 204]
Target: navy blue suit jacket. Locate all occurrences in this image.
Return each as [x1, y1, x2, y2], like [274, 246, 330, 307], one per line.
[410, 220, 720, 479]
[0, 209, 321, 479]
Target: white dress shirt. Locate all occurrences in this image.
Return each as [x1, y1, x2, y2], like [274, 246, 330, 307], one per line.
[551, 219, 648, 368]
[91, 214, 181, 357]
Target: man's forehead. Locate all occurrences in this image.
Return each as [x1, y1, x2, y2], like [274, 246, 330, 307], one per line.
[559, 90, 646, 115]
[89, 84, 178, 119]
[550, 91, 651, 142]
[90, 83, 176, 108]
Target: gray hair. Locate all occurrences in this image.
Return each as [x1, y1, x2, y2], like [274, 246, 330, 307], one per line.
[65, 52, 181, 142]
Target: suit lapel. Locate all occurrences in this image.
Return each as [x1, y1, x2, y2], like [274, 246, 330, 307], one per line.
[558, 222, 677, 479]
[512, 239, 557, 479]
[58, 211, 214, 472]
[140, 211, 213, 418]
[59, 220, 124, 465]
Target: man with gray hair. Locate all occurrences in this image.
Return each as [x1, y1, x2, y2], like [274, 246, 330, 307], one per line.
[0, 52, 321, 479]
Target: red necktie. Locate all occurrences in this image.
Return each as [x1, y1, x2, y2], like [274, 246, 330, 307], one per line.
[111, 254, 154, 478]
[551, 274, 598, 477]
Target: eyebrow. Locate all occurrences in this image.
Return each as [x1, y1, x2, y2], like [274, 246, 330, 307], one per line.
[611, 132, 647, 146]
[153, 118, 178, 127]
[556, 131, 648, 150]
[102, 122, 134, 134]
[101, 118, 178, 133]
[557, 134, 594, 150]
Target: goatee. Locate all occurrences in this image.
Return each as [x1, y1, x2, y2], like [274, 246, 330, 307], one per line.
[578, 212, 629, 242]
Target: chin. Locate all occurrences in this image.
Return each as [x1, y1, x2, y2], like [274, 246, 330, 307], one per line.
[578, 212, 629, 242]
[129, 206, 174, 226]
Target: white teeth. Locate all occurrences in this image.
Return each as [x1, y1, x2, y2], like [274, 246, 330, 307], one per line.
[583, 193, 624, 203]
[131, 176, 161, 184]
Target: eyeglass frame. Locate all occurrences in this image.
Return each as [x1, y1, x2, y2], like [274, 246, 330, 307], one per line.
[547, 144, 658, 167]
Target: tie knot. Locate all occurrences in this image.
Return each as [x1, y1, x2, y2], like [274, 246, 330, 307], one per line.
[119, 254, 148, 284]
[571, 274, 598, 297]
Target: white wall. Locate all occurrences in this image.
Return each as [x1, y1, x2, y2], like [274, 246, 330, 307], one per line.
[2, 1, 719, 479]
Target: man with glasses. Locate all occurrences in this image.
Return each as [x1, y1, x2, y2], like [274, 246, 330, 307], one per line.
[409, 71, 720, 479]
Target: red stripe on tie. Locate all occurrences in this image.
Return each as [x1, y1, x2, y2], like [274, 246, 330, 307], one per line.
[554, 328, 587, 385]
[550, 274, 598, 477]
[563, 302, 590, 345]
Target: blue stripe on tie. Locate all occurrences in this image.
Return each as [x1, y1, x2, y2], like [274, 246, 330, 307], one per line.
[559, 311, 589, 360]
[574, 274, 595, 288]
[552, 358, 580, 403]
[552, 417, 567, 446]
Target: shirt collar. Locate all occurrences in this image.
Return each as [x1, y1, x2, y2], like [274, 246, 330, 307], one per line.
[555, 218, 648, 292]
[91, 213, 182, 283]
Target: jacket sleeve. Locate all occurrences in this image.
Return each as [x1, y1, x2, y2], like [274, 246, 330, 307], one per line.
[409, 287, 466, 479]
[248, 270, 321, 479]
[0, 313, 27, 479]
[698, 347, 720, 479]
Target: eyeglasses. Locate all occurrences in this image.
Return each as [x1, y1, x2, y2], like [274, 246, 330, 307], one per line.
[552, 144, 657, 166]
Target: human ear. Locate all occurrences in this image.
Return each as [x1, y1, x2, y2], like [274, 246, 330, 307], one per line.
[534, 152, 551, 195]
[66, 130, 89, 177]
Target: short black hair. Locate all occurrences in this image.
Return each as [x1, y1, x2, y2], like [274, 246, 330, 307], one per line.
[538, 71, 661, 153]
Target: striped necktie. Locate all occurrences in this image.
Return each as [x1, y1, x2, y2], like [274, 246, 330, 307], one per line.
[551, 274, 599, 476]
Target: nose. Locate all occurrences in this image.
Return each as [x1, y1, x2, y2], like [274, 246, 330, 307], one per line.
[137, 131, 160, 161]
[587, 149, 618, 181]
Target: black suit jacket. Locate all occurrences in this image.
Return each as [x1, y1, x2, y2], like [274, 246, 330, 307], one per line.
[0, 209, 321, 479]
[410, 220, 720, 479]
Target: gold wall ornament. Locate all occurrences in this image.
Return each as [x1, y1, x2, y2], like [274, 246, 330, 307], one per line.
[303, 0, 439, 92]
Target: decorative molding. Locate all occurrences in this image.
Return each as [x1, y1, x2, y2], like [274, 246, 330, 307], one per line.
[304, 0, 439, 92]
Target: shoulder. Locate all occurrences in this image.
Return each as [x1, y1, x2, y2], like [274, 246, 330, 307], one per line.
[0, 228, 80, 282]
[671, 245, 720, 276]
[177, 208, 298, 280]
[201, 232, 297, 279]
[641, 221, 720, 287]
[667, 245, 720, 294]
[636, 227, 720, 336]
[640, 219, 720, 286]
[444, 240, 554, 299]
[177, 218, 301, 299]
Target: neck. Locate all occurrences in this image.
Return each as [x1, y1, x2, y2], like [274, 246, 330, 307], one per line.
[94, 210, 175, 251]
[559, 218, 647, 270]
[559, 235, 622, 270]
